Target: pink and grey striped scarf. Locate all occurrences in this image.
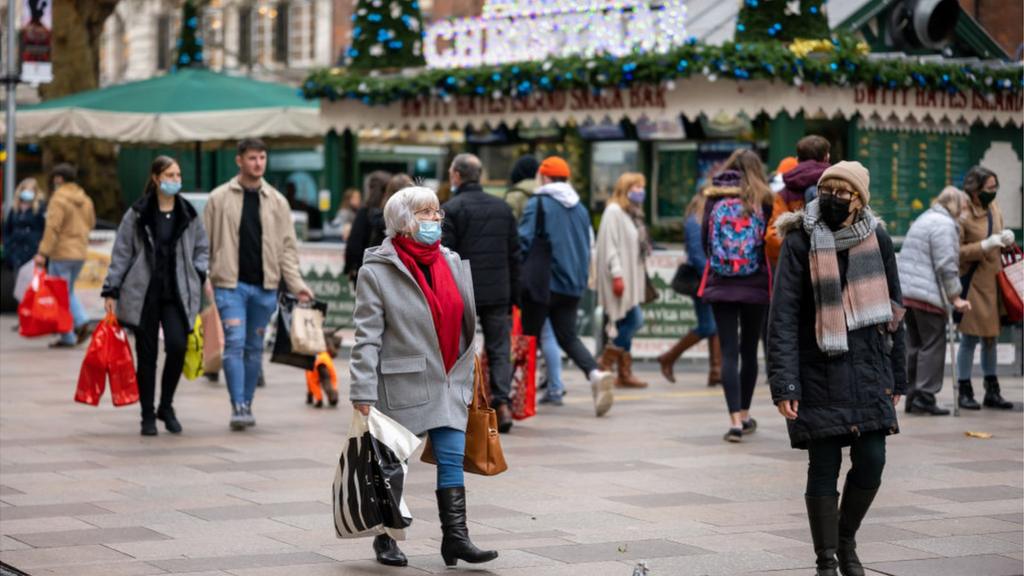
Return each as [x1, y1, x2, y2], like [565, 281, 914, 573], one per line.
[803, 201, 893, 356]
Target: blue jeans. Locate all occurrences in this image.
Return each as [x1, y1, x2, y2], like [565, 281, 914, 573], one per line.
[540, 319, 564, 399]
[215, 283, 277, 405]
[957, 333, 997, 379]
[612, 305, 644, 351]
[428, 427, 465, 489]
[48, 260, 88, 345]
[693, 297, 717, 338]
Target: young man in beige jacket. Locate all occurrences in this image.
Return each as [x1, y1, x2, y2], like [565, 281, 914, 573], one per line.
[34, 163, 96, 348]
[204, 139, 313, 430]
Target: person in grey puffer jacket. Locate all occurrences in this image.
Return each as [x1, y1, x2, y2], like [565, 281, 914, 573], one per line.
[101, 156, 210, 437]
[896, 187, 972, 415]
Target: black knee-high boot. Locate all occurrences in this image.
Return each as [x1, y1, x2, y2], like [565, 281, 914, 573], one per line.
[806, 495, 840, 576]
[436, 487, 498, 567]
[837, 481, 878, 576]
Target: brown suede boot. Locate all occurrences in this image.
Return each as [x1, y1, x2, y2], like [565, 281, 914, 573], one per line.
[598, 344, 623, 373]
[616, 351, 648, 388]
[657, 331, 701, 383]
[707, 335, 722, 387]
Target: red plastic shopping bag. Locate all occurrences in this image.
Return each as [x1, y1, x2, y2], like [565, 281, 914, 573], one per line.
[18, 269, 72, 337]
[510, 307, 536, 421]
[106, 317, 139, 407]
[75, 314, 138, 407]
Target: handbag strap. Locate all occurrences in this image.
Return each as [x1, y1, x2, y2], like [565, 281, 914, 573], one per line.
[472, 355, 487, 410]
[961, 210, 994, 300]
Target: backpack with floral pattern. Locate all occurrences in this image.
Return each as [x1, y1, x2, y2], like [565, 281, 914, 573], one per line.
[708, 198, 765, 277]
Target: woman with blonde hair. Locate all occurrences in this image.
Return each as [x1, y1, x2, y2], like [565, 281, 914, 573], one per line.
[658, 190, 721, 386]
[4, 178, 47, 274]
[897, 186, 972, 415]
[700, 149, 773, 442]
[594, 172, 652, 388]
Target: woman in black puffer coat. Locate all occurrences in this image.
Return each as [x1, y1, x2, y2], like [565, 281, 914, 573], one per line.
[768, 161, 906, 576]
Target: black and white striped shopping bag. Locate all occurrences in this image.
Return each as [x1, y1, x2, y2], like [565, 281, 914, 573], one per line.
[333, 407, 420, 539]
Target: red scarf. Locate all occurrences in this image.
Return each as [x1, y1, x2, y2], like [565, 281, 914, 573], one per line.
[391, 236, 464, 372]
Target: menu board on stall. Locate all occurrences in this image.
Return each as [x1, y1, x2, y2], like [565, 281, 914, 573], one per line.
[856, 129, 970, 237]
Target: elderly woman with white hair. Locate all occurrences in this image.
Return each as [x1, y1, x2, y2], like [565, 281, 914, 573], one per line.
[349, 186, 498, 568]
[897, 186, 972, 415]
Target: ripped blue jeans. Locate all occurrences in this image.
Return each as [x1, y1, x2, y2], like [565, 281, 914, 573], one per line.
[215, 283, 277, 405]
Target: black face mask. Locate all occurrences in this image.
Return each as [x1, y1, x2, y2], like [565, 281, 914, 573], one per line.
[819, 195, 852, 231]
[978, 190, 997, 208]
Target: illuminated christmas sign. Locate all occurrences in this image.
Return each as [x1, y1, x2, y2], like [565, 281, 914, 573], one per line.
[425, 0, 687, 69]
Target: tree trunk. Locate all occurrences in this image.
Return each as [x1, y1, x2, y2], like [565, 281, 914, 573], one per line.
[38, 0, 121, 222]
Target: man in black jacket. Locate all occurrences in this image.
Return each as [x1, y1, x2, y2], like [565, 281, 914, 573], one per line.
[442, 153, 520, 433]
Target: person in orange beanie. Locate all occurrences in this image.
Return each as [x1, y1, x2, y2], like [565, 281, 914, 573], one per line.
[765, 136, 831, 268]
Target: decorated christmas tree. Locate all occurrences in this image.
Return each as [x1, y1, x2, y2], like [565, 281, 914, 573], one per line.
[175, 0, 204, 69]
[736, 0, 829, 43]
[347, 0, 426, 71]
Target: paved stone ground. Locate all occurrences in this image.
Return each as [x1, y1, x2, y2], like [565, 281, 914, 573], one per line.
[1, 315, 1022, 576]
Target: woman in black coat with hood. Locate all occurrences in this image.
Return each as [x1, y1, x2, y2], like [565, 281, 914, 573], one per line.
[768, 161, 906, 576]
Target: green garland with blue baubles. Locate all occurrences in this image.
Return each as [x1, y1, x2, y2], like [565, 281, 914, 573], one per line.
[303, 35, 1023, 105]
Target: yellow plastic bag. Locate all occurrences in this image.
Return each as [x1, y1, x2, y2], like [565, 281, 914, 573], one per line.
[183, 315, 204, 381]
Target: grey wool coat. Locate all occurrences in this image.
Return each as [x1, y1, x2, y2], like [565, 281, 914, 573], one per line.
[897, 205, 962, 311]
[101, 194, 210, 329]
[349, 237, 478, 436]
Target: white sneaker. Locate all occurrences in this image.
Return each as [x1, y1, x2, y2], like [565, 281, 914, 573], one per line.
[589, 370, 615, 417]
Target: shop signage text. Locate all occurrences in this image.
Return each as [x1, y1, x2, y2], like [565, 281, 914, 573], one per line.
[400, 84, 667, 119]
[854, 86, 1023, 113]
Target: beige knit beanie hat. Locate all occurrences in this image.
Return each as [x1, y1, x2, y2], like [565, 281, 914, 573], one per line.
[818, 161, 871, 205]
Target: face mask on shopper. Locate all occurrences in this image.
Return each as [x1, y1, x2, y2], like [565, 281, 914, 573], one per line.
[978, 190, 997, 208]
[627, 187, 645, 205]
[819, 194, 853, 231]
[159, 180, 182, 196]
[19, 190, 34, 202]
[414, 220, 441, 244]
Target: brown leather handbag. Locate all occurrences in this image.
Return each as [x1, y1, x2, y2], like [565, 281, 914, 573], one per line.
[421, 356, 508, 476]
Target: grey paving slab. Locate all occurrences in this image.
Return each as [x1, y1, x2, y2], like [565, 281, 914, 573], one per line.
[27, 561, 168, 576]
[0, 502, 115, 520]
[891, 516, 1024, 537]
[187, 458, 325, 473]
[147, 551, 335, 572]
[868, 554, 1024, 576]
[0, 485, 24, 496]
[7, 526, 171, 548]
[769, 524, 930, 545]
[0, 543, 133, 568]
[912, 485, 1024, 502]
[0, 534, 32, 551]
[541, 460, 676, 473]
[0, 461, 106, 474]
[642, 549, 806, 575]
[940, 460, 1024, 473]
[605, 491, 732, 507]
[181, 501, 330, 521]
[991, 513, 1024, 525]
[524, 538, 709, 562]
[894, 534, 1023, 557]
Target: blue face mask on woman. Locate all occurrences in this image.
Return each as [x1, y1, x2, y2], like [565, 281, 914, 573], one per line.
[159, 180, 182, 196]
[414, 220, 441, 244]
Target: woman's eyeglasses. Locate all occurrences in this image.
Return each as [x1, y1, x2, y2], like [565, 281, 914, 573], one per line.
[415, 208, 445, 219]
[818, 188, 857, 201]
